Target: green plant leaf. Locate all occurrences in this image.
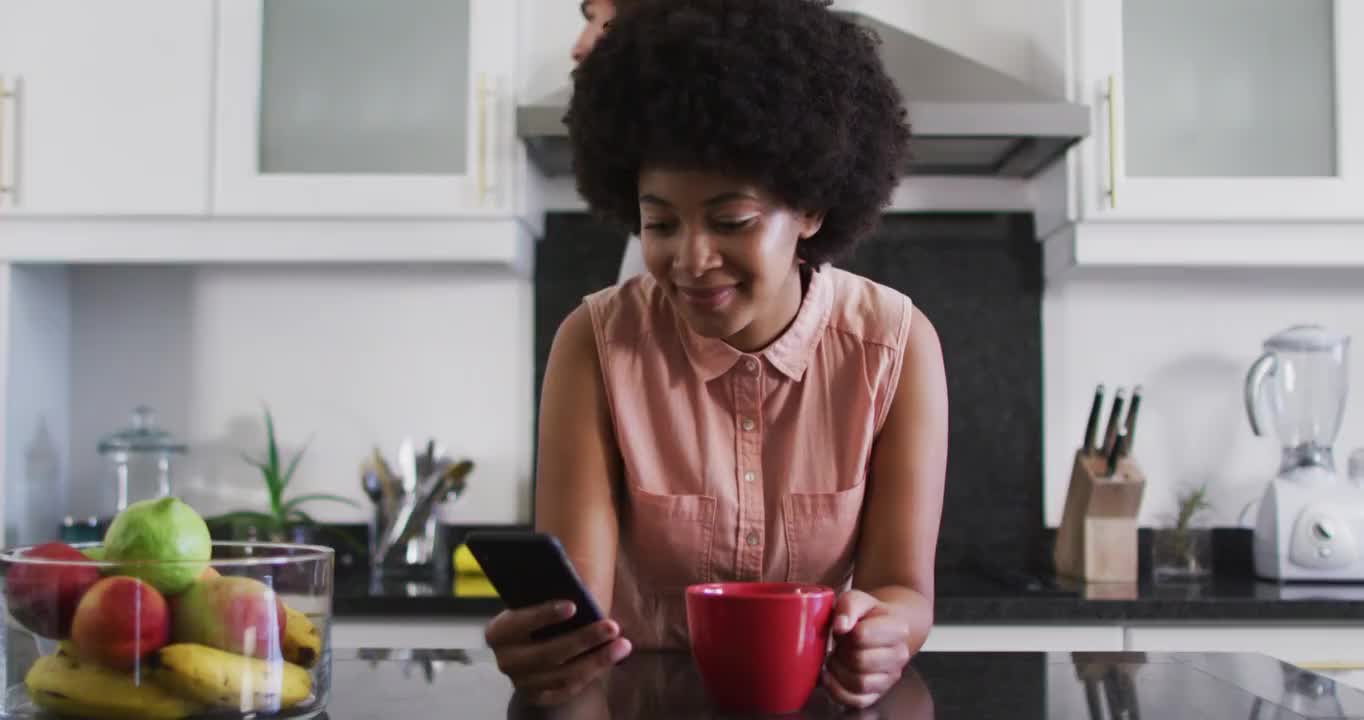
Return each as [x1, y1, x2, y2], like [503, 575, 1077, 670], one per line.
[264, 405, 280, 480]
[206, 510, 284, 536]
[280, 434, 313, 492]
[241, 452, 268, 472]
[282, 493, 360, 516]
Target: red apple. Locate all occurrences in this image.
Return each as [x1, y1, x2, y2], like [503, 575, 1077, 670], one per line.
[70, 576, 169, 670]
[167, 565, 222, 616]
[4, 542, 101, 639]
[172, 576, 286, 659]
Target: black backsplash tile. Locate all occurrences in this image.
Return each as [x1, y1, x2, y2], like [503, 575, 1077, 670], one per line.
[533, 212, 1043, 572]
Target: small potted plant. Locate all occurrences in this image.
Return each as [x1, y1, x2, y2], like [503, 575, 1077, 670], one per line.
[208, 406, 359, 547]
[1153, 483, 1214, 581]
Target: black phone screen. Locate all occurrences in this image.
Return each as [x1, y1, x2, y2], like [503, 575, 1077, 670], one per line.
[463, 530, 606, 641]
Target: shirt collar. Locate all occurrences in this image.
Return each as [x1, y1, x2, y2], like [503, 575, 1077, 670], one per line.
[676, 265, 833, 383]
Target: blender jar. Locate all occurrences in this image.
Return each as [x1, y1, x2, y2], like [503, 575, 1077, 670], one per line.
[96, 405, 187, 513]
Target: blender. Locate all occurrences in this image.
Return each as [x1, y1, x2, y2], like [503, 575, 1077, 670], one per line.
[1244, 324, 1362, 581]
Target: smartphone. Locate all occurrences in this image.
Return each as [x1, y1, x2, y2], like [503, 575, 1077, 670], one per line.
[463, 530, 606, 642]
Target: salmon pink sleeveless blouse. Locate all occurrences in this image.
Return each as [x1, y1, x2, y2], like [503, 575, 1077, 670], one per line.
[583, 265, 913, 649]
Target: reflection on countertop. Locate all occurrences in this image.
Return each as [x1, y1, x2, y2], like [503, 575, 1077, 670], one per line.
[320, 648, 1364, 719]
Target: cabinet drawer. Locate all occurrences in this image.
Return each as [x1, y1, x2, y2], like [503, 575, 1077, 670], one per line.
[925, 624, 1123, 652]
[1125, 624, 1364, 668]
[332, 617, 491, 650]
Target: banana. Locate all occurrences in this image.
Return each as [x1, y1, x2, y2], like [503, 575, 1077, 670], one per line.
[25, 653, 203, 720]
[282, 604, 322, 668]
[150, 643, 312, 711]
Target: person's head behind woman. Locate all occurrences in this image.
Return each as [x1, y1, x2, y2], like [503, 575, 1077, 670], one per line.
[572, 0, 638, 65]
[566, 0, 910, 351]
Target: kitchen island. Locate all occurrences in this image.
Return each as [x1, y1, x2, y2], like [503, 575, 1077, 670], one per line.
[321, 648, 1364, 718]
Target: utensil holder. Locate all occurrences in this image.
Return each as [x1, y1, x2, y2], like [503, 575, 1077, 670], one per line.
[369, 508, 447, 581]
[1054, 449, 1146, 583]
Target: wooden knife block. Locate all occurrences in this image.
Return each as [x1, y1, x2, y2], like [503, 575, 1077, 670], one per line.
[1053, 450, 1146, 583]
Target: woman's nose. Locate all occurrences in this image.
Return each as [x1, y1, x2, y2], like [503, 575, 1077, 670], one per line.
[571, 28, 598, 65]
[673, 229, 722, 277]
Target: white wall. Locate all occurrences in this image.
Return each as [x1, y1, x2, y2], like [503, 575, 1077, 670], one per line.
[1043, 268, 1364, 527]
[3, 267, 71, 545]
[63, 265, 533, 528]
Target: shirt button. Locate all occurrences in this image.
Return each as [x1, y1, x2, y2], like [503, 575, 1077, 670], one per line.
[743, 471, 755, 483]
[745, 357, 759, 373]
[745, 531, 760, 547]
[741, 417, 756, 432]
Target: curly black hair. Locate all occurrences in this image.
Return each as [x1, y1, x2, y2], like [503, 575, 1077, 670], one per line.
[566, 0, 910, 265]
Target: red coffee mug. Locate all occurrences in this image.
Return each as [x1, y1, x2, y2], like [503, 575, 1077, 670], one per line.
[685, 582, 835, 715]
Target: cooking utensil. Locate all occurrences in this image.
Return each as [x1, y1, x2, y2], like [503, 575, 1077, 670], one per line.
[372, 447, 401, 521]
[1083, 384, 1106, 455]
[418, 438, 437, 480]
[1120, 385, 1143, 458]
[1100, 387, 1128, 457]
[361, 465, 383, 503]
[398, 438, 418, 497]
[376, 459, 474, 562]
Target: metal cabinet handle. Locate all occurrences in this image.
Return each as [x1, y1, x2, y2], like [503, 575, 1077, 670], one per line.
[1104, 74, 1118, 209]
[1299, 661, 1364, 672]
[0, 75, 17, 203]
[476, 72, 499, 206]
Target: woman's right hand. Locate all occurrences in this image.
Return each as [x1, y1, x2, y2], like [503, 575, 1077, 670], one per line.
[486, 600, 633, 707]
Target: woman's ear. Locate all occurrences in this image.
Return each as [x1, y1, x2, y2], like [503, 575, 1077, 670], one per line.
[798, 210, 826, 240]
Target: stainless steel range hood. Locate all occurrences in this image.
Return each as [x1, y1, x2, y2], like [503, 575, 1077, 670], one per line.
[517, 12, 1090, 179]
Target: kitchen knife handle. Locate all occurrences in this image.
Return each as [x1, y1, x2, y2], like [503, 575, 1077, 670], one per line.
[1101, 387, 1128, 456]
[1121, 386, 1143, 457]
[1083, 384, 1105, 454]
[1104, 74, 1118, 209]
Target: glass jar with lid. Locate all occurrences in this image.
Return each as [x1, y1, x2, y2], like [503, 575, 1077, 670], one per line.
[96, 405, 187, 512]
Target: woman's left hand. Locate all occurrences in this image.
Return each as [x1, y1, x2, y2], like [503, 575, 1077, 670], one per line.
[822, 590, 915, 709]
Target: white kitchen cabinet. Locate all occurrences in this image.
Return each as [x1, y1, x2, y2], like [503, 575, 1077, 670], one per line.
[924, 624, 1124, 652]
[1072, 0, 1364, 222]
[332, 618, 489, 650]
[214, 0, 519, 217]
[1124, 624, 1364, 690]
[0, 0, 213, 216]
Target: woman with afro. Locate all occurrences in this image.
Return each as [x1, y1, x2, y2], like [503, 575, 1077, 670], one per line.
[487, 0, 947, 709]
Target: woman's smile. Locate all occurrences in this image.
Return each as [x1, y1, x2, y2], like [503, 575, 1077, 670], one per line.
[674, 283, 738, 312]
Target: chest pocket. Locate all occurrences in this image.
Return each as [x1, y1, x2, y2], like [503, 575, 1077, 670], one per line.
[623, 487, 718, 591]
[783, 484, 866, 587]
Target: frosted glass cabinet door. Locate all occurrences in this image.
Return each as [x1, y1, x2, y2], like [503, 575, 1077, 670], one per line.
[214, 0, 516, 216]
[1077, 0, 1364, 220]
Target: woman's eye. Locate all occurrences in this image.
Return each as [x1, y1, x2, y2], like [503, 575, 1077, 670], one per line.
[713, 218, 755, 232]
[642, 220, 675, 233]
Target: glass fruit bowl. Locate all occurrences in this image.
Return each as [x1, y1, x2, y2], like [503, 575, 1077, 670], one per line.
[0, 540, 334, 719]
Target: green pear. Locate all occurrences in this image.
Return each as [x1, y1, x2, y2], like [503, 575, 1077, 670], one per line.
[103, 497, 211, 595]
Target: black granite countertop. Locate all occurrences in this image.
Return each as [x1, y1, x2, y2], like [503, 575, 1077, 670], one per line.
[318, 648, 1364, 718]
[333, 568, 1364, 622]
[329, 526, 1364, 623]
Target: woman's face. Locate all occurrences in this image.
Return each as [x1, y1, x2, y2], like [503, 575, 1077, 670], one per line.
[572, 0, 616, 65]
[639, 168, 823, 351]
